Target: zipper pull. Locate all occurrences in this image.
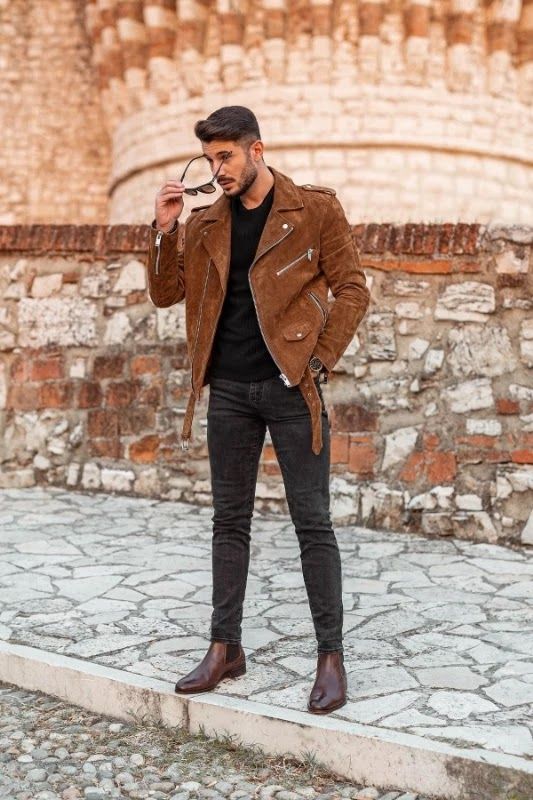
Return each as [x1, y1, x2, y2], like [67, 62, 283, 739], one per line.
[279, 373, 291, 387]
[154, 231, 163, 275]
[307, 248, 313, 261]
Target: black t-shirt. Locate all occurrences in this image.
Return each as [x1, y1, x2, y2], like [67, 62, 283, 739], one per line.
[206, 184, 280, 382]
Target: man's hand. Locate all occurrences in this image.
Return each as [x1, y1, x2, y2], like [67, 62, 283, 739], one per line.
[155, 179, 186, 232]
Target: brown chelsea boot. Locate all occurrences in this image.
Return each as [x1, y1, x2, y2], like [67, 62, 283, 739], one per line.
[174, 641, 246, 694]
[307, 650, 347, 714]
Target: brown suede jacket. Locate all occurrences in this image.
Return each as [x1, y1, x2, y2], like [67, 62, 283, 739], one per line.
[146, 167, 370, 454]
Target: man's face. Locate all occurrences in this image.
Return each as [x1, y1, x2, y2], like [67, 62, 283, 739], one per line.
[201, 139, 260, 198]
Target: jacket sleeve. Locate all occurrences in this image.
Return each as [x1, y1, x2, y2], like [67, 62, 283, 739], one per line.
[146, 220, 185, 307]
[312, 196, 370, 372]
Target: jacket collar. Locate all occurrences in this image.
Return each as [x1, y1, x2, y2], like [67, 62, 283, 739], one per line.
[199, 168, 302, 290]
[200, 167, 304, 222]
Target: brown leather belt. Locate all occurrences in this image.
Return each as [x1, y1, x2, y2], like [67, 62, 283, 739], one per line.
[180, 388, 199, 451]
[298, 366, 323, 455]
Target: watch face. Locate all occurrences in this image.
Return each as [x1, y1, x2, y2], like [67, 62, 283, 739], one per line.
[309, 357, 322, 370]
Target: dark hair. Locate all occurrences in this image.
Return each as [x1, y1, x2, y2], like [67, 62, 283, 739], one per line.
[194, 106, 261, 146]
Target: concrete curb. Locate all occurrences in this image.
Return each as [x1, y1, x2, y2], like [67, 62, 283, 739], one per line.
[0, 641, 531, 800]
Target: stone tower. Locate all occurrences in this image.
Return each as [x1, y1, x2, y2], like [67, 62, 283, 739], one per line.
[0, 0, 111, 224]
[2, 0, 532, 225]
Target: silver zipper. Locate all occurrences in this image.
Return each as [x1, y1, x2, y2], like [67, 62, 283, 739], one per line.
[276, 248, 314, 276]
[199, 289, 225, 392]
[249, 225, 295, 386]
[308, 290, 327, 328]
[154, 231, 163, 275]
[190, 260, 212, 390]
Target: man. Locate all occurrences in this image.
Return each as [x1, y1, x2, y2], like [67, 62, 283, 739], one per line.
[146, 106, 370, 714]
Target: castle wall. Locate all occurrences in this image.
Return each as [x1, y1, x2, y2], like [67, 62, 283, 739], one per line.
[83, 0, 533, 225]
[108, 85, 533, 225]
[0, 0, 111, 224]
[1, 1, 531, 227]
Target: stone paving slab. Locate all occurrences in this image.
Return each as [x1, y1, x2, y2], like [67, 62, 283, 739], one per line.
[0, 487, 532, 797]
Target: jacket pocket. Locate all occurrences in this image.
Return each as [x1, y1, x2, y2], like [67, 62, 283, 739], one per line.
[282, 320, 313, 340]
[276, 248, 314, 276]
[307, 290, 328, 329]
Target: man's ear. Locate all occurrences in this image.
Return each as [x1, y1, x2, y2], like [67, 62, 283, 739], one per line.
[251, 139, 264, 161]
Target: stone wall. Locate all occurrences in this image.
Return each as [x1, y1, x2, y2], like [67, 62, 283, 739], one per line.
[0, 0, 111, 225]
[109, 88, 533, 227]
[93, 0, 533, 225]
[0, 222, 532, 547]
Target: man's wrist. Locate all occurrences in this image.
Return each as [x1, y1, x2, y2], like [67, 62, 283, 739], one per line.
[309, 355, 323, 373]
[155, 219, 178, 234]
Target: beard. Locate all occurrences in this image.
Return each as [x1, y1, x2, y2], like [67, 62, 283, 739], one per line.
[223, 156, 258, 197]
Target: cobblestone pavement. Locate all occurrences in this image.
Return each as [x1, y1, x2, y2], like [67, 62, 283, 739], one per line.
[0, 682, 427, 800]
[0, 487, 532, 763]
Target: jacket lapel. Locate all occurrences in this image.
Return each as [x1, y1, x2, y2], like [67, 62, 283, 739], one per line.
[251, 210, 294, 269]
[252, 168, 304, 268]
[199, 167, 305, 289]
[200, 198, 231, 291]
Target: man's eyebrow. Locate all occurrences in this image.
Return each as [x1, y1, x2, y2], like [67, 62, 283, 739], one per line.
[206, 150, 231, 159]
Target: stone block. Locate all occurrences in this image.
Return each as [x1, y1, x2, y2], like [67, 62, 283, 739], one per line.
[82, 463, 101, 489]
[100, 468, 135, 492]
[447, 324, 516, 377]
[443, 378, 494, 413]
[113, 259, 146, 294]
[104, 312, 132, 345]
[0, 363, 6, 409]
[18, 298, 98, 348]
[382, 426, 419, 471]
[30, 273, 63, 298]
[521, 509, 533, 544]
[421, 512, 454, 536]
[435, 282, 495, 321]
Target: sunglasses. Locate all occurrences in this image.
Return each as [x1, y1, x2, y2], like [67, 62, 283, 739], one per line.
[179, 152, 232, 196]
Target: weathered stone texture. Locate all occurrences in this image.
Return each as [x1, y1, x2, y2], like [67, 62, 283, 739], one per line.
[0, 1, 110, 224]
[1, 2, 532, 228]
[0, 221, 532, 547]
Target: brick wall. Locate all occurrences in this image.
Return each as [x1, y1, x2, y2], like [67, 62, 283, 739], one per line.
[0, 223, 532, 546]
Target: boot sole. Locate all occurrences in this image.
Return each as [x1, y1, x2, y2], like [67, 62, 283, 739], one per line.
[174, 664, 246, 694]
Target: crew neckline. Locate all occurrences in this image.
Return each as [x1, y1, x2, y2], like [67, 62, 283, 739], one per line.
[234, 183, 274, 214]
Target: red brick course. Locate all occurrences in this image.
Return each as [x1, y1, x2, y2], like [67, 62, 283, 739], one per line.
[93, 354, 126, 379]
[0, 223, 482, 259]
[348, 434, 378, 477]
[400, 450, 457, 484]
[129, 435, 161, 464]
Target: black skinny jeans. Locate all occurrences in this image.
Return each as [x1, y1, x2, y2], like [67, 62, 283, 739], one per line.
[206, 373, 343, 653]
